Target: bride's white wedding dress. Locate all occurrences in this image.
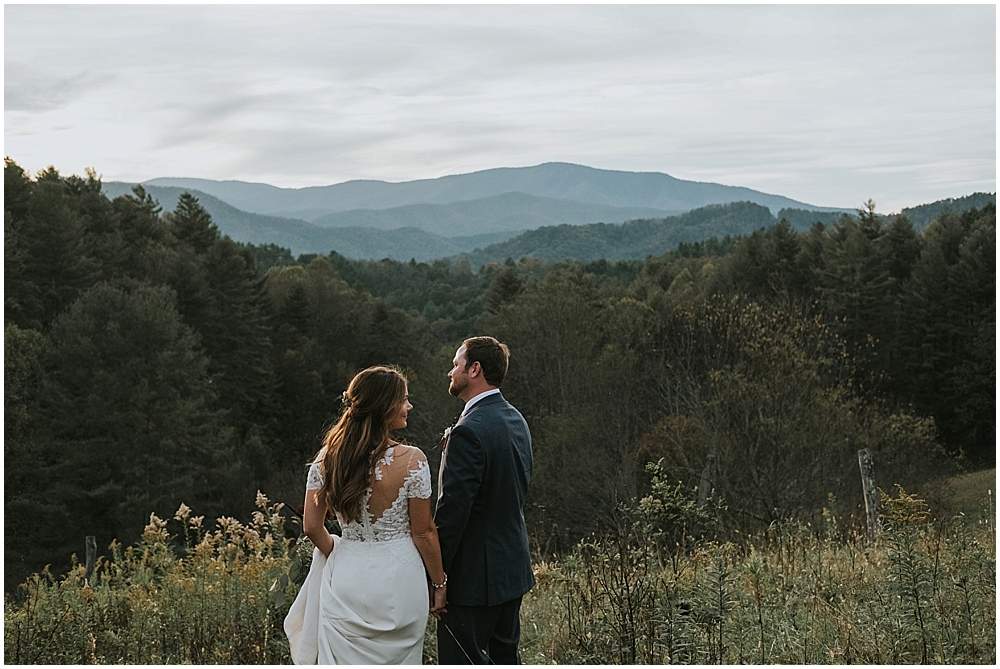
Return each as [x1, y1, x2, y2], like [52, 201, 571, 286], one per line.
[285, 445, 432, 665]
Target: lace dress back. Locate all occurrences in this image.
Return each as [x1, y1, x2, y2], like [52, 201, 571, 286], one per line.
[307, 444, 431, 543]
[296, 443, 432, 664]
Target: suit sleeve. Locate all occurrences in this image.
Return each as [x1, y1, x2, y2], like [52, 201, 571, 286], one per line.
[434, 424, 485, 571]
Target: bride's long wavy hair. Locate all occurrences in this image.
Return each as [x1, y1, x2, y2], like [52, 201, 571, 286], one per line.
[316, 365, 408, 524]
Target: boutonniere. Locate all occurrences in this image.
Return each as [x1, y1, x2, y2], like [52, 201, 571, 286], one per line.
[440, 426, 453, 450]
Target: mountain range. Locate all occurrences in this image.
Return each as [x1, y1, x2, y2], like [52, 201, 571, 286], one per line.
[100, 163, 992, 264]
[144, 162, 848, 221]
[98, 180, 820, 263]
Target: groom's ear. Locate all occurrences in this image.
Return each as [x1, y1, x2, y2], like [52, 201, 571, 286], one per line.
[469, 360, 482, 378]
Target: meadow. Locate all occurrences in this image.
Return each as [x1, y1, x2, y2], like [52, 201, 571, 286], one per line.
[5, 470, 994, 665]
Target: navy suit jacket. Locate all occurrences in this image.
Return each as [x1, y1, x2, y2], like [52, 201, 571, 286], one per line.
[435, 392, 534, 607]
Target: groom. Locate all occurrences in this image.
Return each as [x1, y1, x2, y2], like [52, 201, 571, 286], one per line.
[435, 336, 534, 664]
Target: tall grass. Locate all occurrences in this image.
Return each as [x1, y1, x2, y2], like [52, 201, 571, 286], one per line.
[518, 476, 996, 665]
[4, 493, 300, 664]
[5, 480, 995, 664]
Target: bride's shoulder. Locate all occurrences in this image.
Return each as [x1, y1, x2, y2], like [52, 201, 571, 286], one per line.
[395, 443, 427, 462]
[394, 442, 422, 455]
[306, 458, 324, 490]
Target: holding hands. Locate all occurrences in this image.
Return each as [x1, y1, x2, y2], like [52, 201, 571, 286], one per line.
[429, 574, 448, 620]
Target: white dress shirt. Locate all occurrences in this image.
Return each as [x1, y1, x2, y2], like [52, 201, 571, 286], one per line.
[462, 388, 501, 417]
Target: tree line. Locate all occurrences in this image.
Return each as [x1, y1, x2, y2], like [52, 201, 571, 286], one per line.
[4, 158, 993, 591]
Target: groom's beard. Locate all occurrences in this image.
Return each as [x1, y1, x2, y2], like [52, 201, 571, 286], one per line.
[448, 377, 467, 398]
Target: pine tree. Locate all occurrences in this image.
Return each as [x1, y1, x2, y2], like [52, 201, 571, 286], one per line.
[4, 164, 100, 329]
[881, 215, 922, 283]
[817, 216, 895, 374]
[763, 220, 808, 296]
[279, 282, 316, 338]
[200, 238, 277, 429]
[484, 265, 525, 313]
[169, 191, 220, 253]
[858, 198, 883, 240]
[110, 185, 172, 285]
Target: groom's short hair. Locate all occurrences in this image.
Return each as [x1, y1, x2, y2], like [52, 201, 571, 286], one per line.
[463, 336, 510, 387]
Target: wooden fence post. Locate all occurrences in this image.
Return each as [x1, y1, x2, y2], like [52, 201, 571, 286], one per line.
[698, 454, 715, 508]
[84, 535, 97, 585]
[858, 449, 880, 540]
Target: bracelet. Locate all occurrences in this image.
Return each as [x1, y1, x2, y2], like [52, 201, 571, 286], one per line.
[430, 573, 448, 589]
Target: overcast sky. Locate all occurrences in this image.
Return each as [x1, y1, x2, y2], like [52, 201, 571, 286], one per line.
[4, 4, 995, 213]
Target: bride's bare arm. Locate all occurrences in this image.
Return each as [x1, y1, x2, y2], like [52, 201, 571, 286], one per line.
[409, 495, 447, 612]
[303, 488, 336, 557]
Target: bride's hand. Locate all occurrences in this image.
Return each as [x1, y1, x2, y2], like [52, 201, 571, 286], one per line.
[430, 585, 447, 620]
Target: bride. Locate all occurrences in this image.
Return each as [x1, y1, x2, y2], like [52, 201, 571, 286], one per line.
[285, 365, 447, 664]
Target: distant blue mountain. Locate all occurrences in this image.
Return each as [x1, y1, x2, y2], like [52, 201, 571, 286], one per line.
[145, 162, 851, 228]
[308, 192, 682, 236]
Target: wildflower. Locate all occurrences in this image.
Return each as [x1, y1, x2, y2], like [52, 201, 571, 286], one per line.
[217, 516, 244, 536]
[142, 513, 169, 543]
[174, 502, 191, 522]
[245, 528, 262, 551]
[193, 536, 215, 561]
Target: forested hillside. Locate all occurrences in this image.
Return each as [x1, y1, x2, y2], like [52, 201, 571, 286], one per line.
[897, 192, 996, 229]
[456, 197, 995, 267]
[5, 158, 994, 597]
[458, 201, 778, 265]
[101, 182, 515, 259]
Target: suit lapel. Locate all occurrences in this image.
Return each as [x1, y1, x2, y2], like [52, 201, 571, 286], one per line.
[437, 422, 457, 505]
